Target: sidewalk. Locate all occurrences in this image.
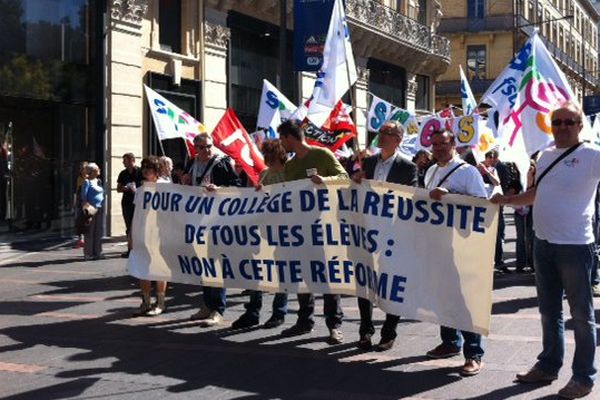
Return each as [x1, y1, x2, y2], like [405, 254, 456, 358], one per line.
[0, 225, 597, 399]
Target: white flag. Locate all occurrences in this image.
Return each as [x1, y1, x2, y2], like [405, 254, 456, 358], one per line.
[459, 65, 477, 116]
[367, 95, 395, 132]
[144, 85, 205, 143]
[307, 0, 357, 127]
[256, 80, 297, 137]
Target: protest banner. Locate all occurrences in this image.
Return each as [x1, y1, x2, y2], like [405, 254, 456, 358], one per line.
[128, 180, 499, 335]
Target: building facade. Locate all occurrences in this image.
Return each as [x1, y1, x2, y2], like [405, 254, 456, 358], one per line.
[435, 0, 600, 110]
[106, 0, 451, 237]
[0, 0, 450, 241]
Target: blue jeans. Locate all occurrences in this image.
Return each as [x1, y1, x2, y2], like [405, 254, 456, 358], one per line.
[203, 286, 226, 315]
[440, 326, 484, 360]
[514, 212, 533, 269]
[244, 291, 288, 320]
[533, 237, 597, 386]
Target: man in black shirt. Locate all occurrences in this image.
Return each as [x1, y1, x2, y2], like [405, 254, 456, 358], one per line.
[116, 153, 142, 258]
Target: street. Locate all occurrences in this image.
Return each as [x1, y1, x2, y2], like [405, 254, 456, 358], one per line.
[0, 217, 598, 400]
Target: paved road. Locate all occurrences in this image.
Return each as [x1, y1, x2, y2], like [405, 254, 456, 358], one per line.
[0, 220, 598, 399]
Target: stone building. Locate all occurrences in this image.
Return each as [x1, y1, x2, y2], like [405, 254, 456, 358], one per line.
[435, 0, 600, 110]
[0, 0, 450, 240]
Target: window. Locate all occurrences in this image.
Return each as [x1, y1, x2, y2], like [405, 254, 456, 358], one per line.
[415, 75, 429, 110]
[467, 45, 486, 80]
[159, 0, 181, 53]
[467, 0, 485, 18]
[527, 0, 534, 22]
[417, 0, 427, 25]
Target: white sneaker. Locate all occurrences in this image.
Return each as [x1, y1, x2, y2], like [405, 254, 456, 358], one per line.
[190, 306, 211, 320]
[198, 311, 222, 327]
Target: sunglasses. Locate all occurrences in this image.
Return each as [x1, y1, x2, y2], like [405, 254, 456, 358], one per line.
[194, 144, 212, 150]
[551, 118, 580, 127]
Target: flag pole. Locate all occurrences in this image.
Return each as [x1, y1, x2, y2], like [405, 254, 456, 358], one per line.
[339, 0, 362, 159]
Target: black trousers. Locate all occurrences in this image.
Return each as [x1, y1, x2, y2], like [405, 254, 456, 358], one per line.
[357, 297, 400, 341]
[296, 293, 343, 330]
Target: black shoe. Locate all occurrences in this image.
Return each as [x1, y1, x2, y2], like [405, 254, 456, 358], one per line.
[281, 323, 313, 337]
[357, 334, 372, 350]
[375, 338, 395, 352]
[231, 315, 259, 330]
[263, 316, 284, 329]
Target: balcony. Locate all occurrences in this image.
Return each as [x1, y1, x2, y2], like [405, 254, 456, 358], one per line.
[345, 0, 451, 75]
[518, 16, 600, 89]
[436, 79, 495, 97]
[438, 15, 514, 34]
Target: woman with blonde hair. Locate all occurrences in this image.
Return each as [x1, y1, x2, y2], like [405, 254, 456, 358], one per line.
[81, 163, 104, 260]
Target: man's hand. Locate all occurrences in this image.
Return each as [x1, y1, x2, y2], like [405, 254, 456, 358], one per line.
[429, 187, 449, 201]
[310, 175, 324, 185]
[181, 174, 192, 185]
[490, 193, 509, 204]
[351, 171, 365, 184]
[204, 183, 218, 192]
[254, 183, 263, 191]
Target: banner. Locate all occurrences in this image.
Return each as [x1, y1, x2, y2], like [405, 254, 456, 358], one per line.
[367, 95, 395, 132]
[144, 85, 206, 156]
[417, 116, 481, 149]
[256, 80, 297, 137]
[307, 0, 358, 126]
[128, 180, 499, 335]
[211, 109, 266, 186]
[293, 0, 335, 71]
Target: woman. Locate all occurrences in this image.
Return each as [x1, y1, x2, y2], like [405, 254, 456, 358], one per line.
[137, 156, 169, 316]
[231, 139, 289, 329]
[159, 156, 173, 182]
[81, 163, 104, 260]
[74, 161, 88, 248]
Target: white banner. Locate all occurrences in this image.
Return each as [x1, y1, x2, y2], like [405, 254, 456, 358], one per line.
[128, 180, 498, 335]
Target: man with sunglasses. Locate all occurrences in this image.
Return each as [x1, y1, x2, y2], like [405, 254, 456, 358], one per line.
[492, 102, 599, 399]
[185, 132, 241, 327]
[352, 120, 417, 352]
[423, 129, 488, 377]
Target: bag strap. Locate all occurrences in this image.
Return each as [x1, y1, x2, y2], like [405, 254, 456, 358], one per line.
[535, 142, 582, 187]
[436, 162, 465, 188]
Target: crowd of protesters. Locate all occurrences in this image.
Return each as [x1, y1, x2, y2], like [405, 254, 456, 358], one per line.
[72, 102, 600, 399]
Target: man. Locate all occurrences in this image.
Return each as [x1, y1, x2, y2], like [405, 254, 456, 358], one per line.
[492, 102, 598, 399]
[424, 129, 488, 377]
[352, 120, 417, 351]
[278, 120, 349, 345]
[116, 153, 142, 258]
[484, 149, 513, 273]
[186, 133, 241, 327]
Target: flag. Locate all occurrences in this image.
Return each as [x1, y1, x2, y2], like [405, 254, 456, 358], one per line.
[306, 0, 357, 126]
[144, 85, 205, 157]
[591, 113, 600, 147]
[303, 101, 357, 152]
[211, 109, 266, 185]
[256, 79, 297, 138]
[460, 65, 478, 115]
[480, 32, 578, 156]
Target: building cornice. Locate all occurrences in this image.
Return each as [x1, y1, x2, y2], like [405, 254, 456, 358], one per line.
[110, 0, 149, 26]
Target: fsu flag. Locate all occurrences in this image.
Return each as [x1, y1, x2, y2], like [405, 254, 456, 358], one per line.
[211, 109, 266, 185]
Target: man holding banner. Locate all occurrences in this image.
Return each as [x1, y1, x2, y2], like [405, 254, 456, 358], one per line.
[277, 120, 349, 344]
[186, 133, 241, 327]
[425, 129, 488, 377]
[352, 120, 417, 351]
[493, 103, 598, 399]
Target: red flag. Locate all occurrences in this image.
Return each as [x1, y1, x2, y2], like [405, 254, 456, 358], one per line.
[211, 109, 266, 185]
[304, 101, 356, 152]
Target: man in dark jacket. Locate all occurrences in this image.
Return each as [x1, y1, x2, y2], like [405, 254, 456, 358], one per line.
[185, 133, 240, 327]
[352, 120, 417, 351]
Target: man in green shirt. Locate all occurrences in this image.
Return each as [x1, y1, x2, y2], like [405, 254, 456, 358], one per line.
[278, 120, 349, 345]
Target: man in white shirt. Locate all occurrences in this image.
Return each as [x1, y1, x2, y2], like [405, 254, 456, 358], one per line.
[492, 102, 598, 399]
[424, 129, 488, 377]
